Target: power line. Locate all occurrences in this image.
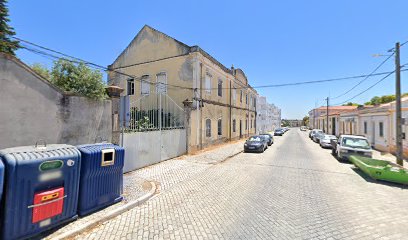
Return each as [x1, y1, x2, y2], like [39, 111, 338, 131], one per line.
[330, 53, 394, 100]
[5, 37, 408, 92]
[9, 37, 194, 91]
[201, 71, 397, 90]
[331, 70, 395, 106]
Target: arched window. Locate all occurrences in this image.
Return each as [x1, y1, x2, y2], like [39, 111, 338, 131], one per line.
[206, 119, 211, 137]
[218, 119, 222, 135]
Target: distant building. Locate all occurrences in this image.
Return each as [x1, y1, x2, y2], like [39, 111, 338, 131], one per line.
[283, 119, 303, 127]
[256, 96, 281, 133]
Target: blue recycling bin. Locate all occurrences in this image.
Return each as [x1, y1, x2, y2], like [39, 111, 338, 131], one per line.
[0, 144, 81, 240]
[76, 143, 124, 216]
[0, 160, 4, 220]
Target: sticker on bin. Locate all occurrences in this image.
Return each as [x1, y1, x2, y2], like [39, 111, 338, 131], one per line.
[31, 187, 65, 223]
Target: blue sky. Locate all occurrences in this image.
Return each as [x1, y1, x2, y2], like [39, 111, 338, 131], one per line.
[8, 0, 408, 119]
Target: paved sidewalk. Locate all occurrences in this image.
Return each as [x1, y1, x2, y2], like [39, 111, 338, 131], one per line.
[43, 140, 246, 239]
[372, 149, 408, 166]
[185, 139, 245, 164]
[43, 173, 152, 240]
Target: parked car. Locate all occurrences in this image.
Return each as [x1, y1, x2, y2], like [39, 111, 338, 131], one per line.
[274, 128, 284, 136]
[300, 126, 307, 131]
[320, 135, 337, 148]
[310, 129, 323, 139]
[283, 127, 289, 132]
[244, 135, 268, 153]
[260, 133, 274, 146]
[331, 135, 373, 161]
[313, 131, 325, 143]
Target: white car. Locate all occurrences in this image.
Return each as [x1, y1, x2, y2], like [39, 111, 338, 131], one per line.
[332, 135, 373, 161]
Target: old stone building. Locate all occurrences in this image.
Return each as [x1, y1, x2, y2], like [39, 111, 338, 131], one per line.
[108, 25, 257, 152]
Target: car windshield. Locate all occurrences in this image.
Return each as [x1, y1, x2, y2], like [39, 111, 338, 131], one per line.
[248, 136, 262, 142]
[342, 137, 370, 149]
[260, 134, 270, 139]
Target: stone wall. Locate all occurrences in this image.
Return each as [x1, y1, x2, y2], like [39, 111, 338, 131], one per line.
[0, 53, 112, 149]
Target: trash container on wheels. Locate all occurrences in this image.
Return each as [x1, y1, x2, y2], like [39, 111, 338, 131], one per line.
[0, 160, 4, 220]
[76, 143, 124, 216]
[0, 143, 81, 240]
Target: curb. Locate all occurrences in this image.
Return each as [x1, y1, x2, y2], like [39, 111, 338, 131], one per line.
[214, 150, 244, 164]
[53, 181, 157, 240]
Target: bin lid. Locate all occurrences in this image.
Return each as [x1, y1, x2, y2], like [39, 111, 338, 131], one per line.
[0, 144, 79, 162]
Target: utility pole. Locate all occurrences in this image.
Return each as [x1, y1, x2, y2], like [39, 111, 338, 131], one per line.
[395, 42, 403, 165]
[326, 97, 329, 133]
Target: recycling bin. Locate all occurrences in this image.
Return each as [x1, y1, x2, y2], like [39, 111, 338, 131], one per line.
[0, 160, 4, 220]
[0, 144, 81, 240]
[76, 143, 124, 216]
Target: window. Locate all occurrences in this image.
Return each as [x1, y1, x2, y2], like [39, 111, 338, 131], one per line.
[206, 119, 211, 137]
[246, 94, 248, 104]
[218, 119, 222, 135]
[127, 78, 134, 95]
[232, 88, 236, 101]
[364, 121, 367, 134]
[141, 75, 150, 95]
[205, 73, 211, 93]
[251, 119, 253, 129]
[156, 72, 167, 93]
[218, 79, 222, 97]
[240, 90, 243, 102]
[379, 122, 384, 137]
[233, 119, 236, 132]
[245, 118, 248, 130]
[253, 98, 256, 108]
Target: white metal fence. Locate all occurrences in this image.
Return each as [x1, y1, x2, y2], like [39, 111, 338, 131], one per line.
[125, 92, 185, 132]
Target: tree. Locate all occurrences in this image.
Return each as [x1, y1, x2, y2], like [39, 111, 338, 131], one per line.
[302, 116, 309, 126]
[31, 63, 51, 80]
[51, 59, 107, 100]
[342, 102, 359, 106]
[0, 0, 19, 55]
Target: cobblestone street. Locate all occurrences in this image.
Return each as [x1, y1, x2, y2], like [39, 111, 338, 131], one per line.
[77, 130, 408, 240]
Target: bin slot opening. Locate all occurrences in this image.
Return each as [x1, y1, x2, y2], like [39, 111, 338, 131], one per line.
[101, 149, 115, 166]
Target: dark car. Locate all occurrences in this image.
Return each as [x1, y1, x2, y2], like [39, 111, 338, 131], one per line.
[244, 136, 268, 153]
[274, 128, 284, 136]
[260, 133, 274, 146]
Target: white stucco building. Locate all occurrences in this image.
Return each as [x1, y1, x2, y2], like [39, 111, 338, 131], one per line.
[256, 96, 281, 133]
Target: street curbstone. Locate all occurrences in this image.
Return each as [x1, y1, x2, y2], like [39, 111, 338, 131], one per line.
[52, 181, 157, 240]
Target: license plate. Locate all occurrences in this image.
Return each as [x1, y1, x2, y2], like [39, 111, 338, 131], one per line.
[248, 147, 255, 149]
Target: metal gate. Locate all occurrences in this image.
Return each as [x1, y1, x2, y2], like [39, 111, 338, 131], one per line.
[120, 92, 186, 172]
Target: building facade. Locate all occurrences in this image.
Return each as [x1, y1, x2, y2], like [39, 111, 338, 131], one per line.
[256, 96, 281, 133]
[108, 25, 258, 152]
[309, 99, 408, 158]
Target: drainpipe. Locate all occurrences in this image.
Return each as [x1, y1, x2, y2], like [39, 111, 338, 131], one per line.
[199, 62, 203, 149]
[229, 79, 232, 141]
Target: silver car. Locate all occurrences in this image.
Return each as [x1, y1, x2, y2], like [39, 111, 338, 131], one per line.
[320, 135, 337, 148]
[313, 131, 325, 143]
